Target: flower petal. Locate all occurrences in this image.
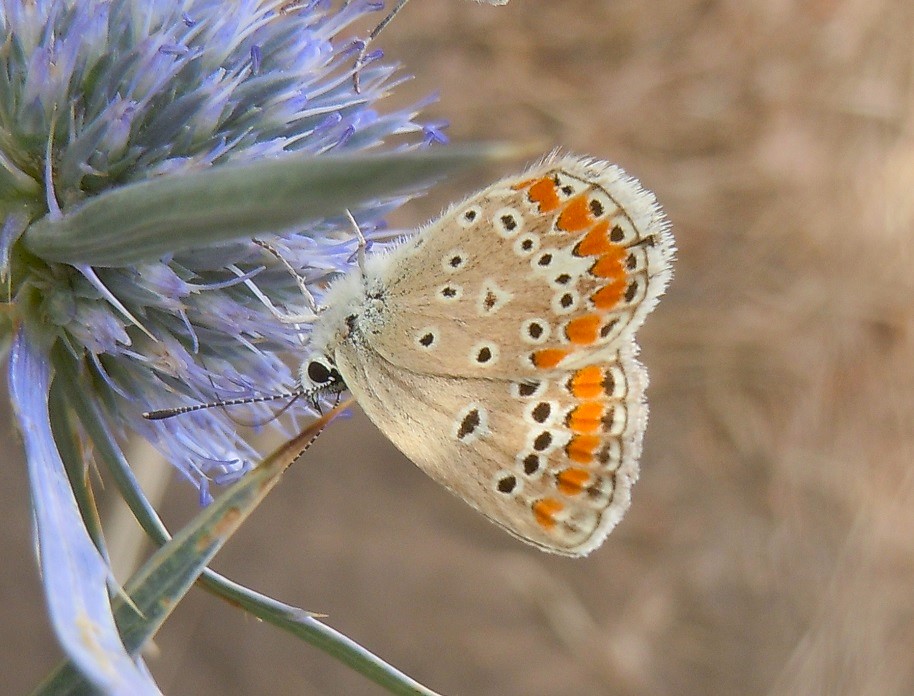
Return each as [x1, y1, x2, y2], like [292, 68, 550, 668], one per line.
[8, 330, 161, 696]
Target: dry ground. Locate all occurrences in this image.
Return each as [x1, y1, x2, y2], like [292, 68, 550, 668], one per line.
[3, 0, 914, 694]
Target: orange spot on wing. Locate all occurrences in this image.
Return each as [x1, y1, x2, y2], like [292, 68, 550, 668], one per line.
[565, 314, 601, 345]
[557, 468, 592, 496]
[569, 366, 604, 399]
[532, 348, 570, 369]
[567, 434, 601, 464]
[533, 498, 564, 529]
[574, 220, 611, 256]
[527, 177, 560, 212]
[567, 401, 605, 433]
[590, 245, 627, 278]
[512, 177, 536, 190]
[591, 280, 627, 310]
[556, 195, 593, 232]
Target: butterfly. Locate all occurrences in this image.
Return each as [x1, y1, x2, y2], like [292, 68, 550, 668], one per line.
[297, 153, 674, 556]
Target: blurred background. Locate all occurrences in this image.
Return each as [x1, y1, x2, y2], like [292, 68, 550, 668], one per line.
[3, 0, 914, 693]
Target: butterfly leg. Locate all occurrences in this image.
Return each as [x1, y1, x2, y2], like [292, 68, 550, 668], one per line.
[344, 209, 369, 279]
[252, 238, 322, 323]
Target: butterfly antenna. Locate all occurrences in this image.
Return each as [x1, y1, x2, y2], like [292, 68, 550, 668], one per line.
[143, 390, 306, 421]
[352, 0, 411, 93]
[217, 392, 307, 429]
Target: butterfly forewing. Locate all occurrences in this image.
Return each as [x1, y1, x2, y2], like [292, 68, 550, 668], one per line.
[373, 153, 674, 380]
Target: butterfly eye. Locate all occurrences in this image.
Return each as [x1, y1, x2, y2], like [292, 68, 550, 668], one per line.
[299, 355, 345, 395]
[306, 358, 334, 385]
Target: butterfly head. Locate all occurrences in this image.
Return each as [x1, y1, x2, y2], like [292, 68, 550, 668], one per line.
[299, 253, 389, 401]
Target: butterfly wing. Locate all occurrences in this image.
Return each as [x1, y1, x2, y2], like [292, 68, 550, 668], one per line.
[335, 336, 648, 556]
[330, 154, 672, 554]
[370, 153, 674, 380]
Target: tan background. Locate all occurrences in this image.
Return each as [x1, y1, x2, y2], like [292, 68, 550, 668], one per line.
[3, 0, 914, 694]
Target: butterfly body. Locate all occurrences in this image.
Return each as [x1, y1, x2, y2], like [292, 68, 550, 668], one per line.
[302, 153, 674, 556]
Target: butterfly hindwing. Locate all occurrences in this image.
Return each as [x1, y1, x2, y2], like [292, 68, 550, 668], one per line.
[335, 336, 648, 556]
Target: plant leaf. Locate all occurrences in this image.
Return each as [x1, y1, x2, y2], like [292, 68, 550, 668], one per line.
[10, 331, 161, 696]
[24, 145, 518, 267]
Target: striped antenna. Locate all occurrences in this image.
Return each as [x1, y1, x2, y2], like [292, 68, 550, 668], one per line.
[143, 390, 306, 421]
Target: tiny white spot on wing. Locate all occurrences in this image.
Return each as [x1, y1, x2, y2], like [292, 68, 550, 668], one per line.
[442, 248, 468, 273]
[519, 318, 551, 345]
[436, 283, 463, 302]
[458, 205, 482, 228]
[454, 403, 489, 444]
[414, 326, 439, 351]
[477, 280, 513, 315]
[513, 233, 540, 257]
[468, 341, 499, 367]
[492, 207, 524, 238]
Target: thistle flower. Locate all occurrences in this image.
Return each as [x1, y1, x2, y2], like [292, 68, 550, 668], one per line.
[1, 0, 465, 692]
[3, 0, 442, 495]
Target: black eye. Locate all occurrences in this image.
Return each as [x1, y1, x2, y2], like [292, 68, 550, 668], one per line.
[307, 360, 332, 384]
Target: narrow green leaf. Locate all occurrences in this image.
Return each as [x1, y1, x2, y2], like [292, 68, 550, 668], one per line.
[34, 398, 345, 696]
[116, 408, 337, 648]
[47, 379, 108, 562]
[24, 145, 518, 267]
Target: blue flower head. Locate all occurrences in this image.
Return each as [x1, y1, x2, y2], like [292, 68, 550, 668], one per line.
[2, 0, 440, 500]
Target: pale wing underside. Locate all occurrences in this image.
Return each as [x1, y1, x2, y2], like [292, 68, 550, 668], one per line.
[372, 154, 674, 380]
[336, 338, 648, 556]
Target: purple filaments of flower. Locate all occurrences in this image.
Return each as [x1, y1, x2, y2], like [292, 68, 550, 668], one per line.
[424, 121, 450, 145]
[133, 264, 193, 306]
[250, 44, 263, 74]
[70, 305, 133, 354]
[2, 0, 439, 494]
